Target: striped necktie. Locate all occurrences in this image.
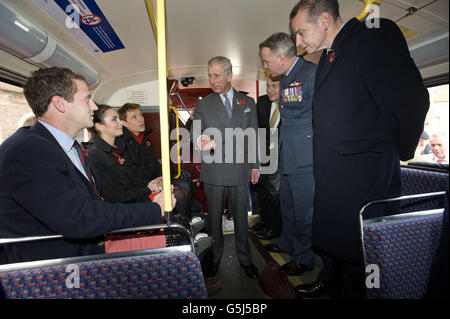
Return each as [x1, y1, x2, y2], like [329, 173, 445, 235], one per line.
[73, 141, 103, 201]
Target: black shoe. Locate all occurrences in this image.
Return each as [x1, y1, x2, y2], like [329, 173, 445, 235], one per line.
[251, 222, 265, 232]
[264, 244, 284, 253]
[207, 260, 220, 277]
[294, 280, 334, 299]
[256, 229, 280, 240]
[241, 263, 258, 279]
[279, 260, 313, 276]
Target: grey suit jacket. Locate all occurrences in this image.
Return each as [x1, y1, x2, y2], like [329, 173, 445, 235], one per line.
[192, 89, 259, 186]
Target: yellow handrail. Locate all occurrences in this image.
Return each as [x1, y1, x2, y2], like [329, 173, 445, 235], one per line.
[155, 0, 172, 212]
[169, 106, 181, 179]
[357, 0, 381, 21]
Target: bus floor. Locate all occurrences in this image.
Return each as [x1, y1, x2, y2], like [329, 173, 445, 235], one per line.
[207, 215, 328, 299]
[207, 230, 270, 299]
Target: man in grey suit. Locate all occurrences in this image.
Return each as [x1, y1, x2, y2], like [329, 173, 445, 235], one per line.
[259, 33, 317, 276]
[192, 56, 260, 279]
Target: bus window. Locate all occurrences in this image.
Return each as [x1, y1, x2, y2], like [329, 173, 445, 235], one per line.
[407, 83, 449, 166]
[0, 80, 89, 144]
[0, 81, 32, 144]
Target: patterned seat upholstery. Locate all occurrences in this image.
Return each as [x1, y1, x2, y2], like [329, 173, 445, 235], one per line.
[401, 167, 448, 212]
[363, 212, 443, 299]
[0, 251, 207, 299]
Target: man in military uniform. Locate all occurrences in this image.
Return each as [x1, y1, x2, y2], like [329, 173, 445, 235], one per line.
[259, 32, 317, 276]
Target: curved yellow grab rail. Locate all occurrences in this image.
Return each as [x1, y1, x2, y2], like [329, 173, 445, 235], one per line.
[357, 0, 381, 21]
[169, 106, 181, 179]
[144, 0, 157, 44]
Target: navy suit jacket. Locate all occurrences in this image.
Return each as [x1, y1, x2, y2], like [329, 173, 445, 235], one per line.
[312, 18, 429, 263]
[0, 122, 162, 264]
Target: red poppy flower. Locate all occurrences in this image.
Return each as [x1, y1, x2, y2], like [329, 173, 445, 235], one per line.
[146, 141, 151, 147]
[239, 100, 246, 105]
[329, 51, 335, 63]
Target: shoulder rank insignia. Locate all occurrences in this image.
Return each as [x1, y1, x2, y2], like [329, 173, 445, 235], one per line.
[282, 82, 303, 103]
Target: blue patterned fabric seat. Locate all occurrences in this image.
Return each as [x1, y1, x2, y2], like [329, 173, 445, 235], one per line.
[401, 167, 448, 212]
[0, 251, 207, 299]
[363, 211, 443, 299]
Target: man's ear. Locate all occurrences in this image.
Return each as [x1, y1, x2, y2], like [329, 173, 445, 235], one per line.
[319, 11, 331, 31]
[50, 96, 66, 113]
[121, 120, 128, 128]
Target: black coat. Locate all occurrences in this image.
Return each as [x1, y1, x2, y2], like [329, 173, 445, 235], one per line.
[256, 95, 276, 167]
[312, 18, 429, 264]
[0, 122, 162, 264]
[85, 135, 152, 203]
[116, 127, 162, 186]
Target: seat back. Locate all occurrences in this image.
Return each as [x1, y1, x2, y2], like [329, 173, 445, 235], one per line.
[363, 210, 443, 299]
[401, 167, 448, 212]
[0, 249, 207, 299]
[0, 224, 207, 299]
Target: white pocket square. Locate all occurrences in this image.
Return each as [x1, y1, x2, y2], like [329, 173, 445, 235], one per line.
[243, 108, 251, 113]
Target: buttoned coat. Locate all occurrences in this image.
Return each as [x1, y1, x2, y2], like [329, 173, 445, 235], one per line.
[192, 89, 259, 186]
[278, 57, 317, 175]
[311, 18, 429, 264]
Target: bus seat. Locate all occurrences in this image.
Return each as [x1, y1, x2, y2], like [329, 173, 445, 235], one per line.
[400, 167, 448, 212]
[0, 250, 207, 299]
[0, 224, 207, 299]
[360, 192, 445, 299]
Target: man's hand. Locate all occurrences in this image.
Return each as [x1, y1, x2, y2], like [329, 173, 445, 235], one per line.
[198, 136, 216, 151]
[153, 190, 177, 217]
[251, 169, 260, 184]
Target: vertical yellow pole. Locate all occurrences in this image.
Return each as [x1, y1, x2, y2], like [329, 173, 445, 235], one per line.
[156, 0, 172, 212]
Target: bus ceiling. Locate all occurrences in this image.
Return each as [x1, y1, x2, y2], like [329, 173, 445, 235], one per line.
[0, 0, 448, 96]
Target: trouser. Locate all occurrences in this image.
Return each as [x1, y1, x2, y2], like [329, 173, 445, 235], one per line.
[318, 251, 366, 299]
[278, 169, 315, 268]
[203, 183, 252, 266]
[255, 170, 281, 234]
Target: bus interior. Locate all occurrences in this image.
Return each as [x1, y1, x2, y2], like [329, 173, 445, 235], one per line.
[0, 0, 448, 300]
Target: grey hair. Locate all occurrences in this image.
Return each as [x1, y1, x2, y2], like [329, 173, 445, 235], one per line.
[259, 32, 297, 58]
[208, 56, 233, 76]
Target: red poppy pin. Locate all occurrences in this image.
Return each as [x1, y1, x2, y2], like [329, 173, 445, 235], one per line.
[329, 51, 335, 63]
[146, 141, 151, 147]
[239, 100, 246, 105]
[112, 152, 125, 165]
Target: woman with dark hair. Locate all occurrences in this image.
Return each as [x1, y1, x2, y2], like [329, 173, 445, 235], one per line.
[86, 104, 162, 203]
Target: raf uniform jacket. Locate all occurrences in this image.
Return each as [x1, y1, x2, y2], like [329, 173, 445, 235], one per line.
[85, 134, 152, 203]
[0, 122, 162, 264]
[279, 57, 317, 175]
[192, 89, 259, 186]
[312, 18, 429, 264]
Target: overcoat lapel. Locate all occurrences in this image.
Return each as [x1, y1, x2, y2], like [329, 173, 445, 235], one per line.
[314, 18, 359, 92]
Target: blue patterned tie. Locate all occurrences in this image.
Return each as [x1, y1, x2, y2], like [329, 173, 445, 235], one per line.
[223, 94, 232, 119]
